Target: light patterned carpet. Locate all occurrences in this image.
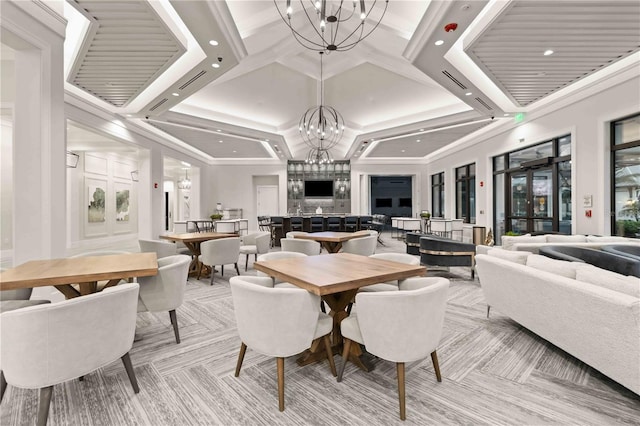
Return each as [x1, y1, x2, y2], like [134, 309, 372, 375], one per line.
[2, 232, 639, 425]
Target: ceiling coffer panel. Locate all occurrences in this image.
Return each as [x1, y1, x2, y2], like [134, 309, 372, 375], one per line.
[68, 0, 186, 107]
[467, 1, 640, 107]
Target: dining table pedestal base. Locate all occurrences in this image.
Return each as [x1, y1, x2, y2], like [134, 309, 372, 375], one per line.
[295, 289, 374, 372]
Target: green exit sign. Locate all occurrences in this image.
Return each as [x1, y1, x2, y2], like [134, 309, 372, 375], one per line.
[514, 112, 525, 123]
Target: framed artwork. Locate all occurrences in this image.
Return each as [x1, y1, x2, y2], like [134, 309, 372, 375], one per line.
[115, 185, 130, 222]
[85, 178, 108, 237]
[87, 179, 106, 223]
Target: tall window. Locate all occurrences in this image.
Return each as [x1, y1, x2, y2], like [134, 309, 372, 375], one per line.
[455, 163, 475, 223]
[493, 135, 571, 237]
[611, 113, 640, 237]
[431, 172, 444, 218]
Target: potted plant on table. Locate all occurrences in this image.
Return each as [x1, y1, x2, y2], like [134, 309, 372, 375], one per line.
[420, 211, 431, 220]
[210, 213, 223, 221]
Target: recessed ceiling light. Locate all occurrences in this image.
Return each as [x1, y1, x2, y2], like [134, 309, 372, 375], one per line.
[216, 129, 222, 132]
[434, 40, 444, 46]
[465, 92, 472, 96]
[218, 140, 223, 143]
[212, 63, 220, 68]
[419, 128, 424, 131]
[209, 40, 219, 46]
[172, 92, 179, 97]
[232, 150, 237, 153]
[126, 114, 132, 117]
[416, 139, 421, 142]
[544, 49, 554, 56]
[504, 113, 509, 117]
[265, 139, 270, 142]
[401, 150, 406, 153]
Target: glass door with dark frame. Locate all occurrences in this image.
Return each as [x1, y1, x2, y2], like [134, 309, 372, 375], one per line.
[508, 167, 553, 234]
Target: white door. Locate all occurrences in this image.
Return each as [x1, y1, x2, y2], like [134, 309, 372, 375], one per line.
[257, 185, 279, 215]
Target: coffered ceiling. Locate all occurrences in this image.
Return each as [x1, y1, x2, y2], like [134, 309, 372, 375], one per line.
[60, 0, 640, 163]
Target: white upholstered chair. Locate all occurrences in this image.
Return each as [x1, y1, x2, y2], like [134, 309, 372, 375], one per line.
[139, 239, 177, 258]
[0, 287, 50, 402]
[359, 253, 421, 292]
[136, 255, 191, 343]
[281, 238, 321, 256]
[199, 237, 241, 284]
[0, 283, 140, 426]
[341, 235, 377, 256]
[256, 251, 307, 289]
[337, 277, 450, 420]
[239, 231, 271, 271]
[285, 231, 308, 238]
[229, 276, 336, 411]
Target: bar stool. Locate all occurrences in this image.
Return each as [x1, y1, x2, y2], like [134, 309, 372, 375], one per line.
[290, 216, 304, 232]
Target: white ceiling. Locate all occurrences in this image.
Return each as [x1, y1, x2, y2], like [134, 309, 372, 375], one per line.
[57, 0, 640, 162]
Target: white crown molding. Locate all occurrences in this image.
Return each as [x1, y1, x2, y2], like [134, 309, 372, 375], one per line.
[11, 1, 67, 37]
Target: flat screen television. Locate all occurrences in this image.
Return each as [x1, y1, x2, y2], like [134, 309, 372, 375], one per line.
[305, 180, 333, 197]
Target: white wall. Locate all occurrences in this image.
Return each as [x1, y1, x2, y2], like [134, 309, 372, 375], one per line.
[208, 163, 286, 231]
[426, 71, 640, 236]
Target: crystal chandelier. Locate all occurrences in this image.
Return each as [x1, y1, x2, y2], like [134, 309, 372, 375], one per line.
[300, 52, 343, 164]
[177, 169, 191, 190]
[274, 0, 389, 52]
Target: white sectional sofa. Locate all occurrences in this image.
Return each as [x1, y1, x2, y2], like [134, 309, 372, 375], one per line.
[475, 249, 640, 395]
[495, 234, 640, 254]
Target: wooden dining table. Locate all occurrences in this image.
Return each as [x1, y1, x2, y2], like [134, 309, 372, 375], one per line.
[253, 252, 426, 371]
[160, 232, 238, 277]
[295, 231, 367, 253]
[0, 252, 158, 299]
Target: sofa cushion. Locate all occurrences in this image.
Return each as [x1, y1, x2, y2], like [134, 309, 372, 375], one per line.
[575, 266, 640, 298]
[502, 235, 546, 250]
[525, 254, 587, 279]
[586, 235, 630, 243]
[487, 248, 531, 264]
[546, 235, 587, 243]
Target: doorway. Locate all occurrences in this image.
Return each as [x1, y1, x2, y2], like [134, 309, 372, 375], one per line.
[370, 176, 413, 218]
[257, 185, 279, 216]
[508, 167, 553, 234]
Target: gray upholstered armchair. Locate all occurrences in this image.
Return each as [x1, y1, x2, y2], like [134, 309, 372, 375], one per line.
[230, 276, 336, 411]
[0, 283, 140, 426]
[137, 255, 191, 343]
[337, 277, 449, 420]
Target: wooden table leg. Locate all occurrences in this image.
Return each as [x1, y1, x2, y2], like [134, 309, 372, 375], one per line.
[54, 284, 81, 299]
[321, 241, 343, 253]
[296, 289, 373, 372]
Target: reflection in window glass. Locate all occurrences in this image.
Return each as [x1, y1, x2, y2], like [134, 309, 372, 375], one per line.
[508, 142, 553, 169]
[613, 145, 640, 237]
[494, 173, 505, 244]
[613, 115, 640, 145]
[558, 161, 572, 234]
[431, 172, 444, 218]
[558, 135, 572, 157]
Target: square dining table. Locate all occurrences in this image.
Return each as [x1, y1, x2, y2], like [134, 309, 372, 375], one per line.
[253, 252, 426, 371]
[0, 252, 158, 299]
[294, 231, 366, 253]
[160, 232, 238, 277]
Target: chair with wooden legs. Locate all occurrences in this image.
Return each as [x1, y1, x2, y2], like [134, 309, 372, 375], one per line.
[230, 276, 336, 411]
[200, 237, 241, 284]
[337, 277, 449, 421]
[136, 255, 191, 343]
[0, 283, 140, 426]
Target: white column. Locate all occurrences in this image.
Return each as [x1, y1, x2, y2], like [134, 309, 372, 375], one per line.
[4, 2, 66, 264]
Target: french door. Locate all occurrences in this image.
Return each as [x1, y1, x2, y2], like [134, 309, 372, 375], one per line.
[508, 167, 554, 234]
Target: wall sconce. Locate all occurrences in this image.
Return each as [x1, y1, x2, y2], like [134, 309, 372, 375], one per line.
[131, 170, 139, 182]
[66, 151, 79, 168]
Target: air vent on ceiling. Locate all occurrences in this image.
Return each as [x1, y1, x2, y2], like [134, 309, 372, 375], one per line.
[149, 98, 168, 111]
[178, 70, 207, 90]
[442, 70, 467, 90]
[475, 97, 493, 110]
